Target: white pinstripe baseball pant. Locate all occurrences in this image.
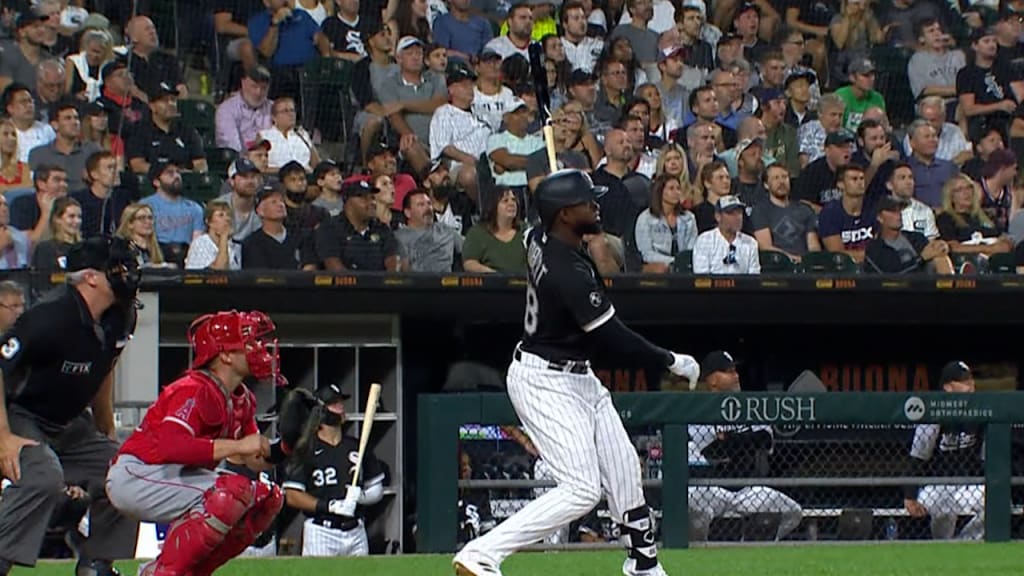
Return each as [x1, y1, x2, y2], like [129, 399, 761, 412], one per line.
[301, 518, 369, 557]
[461, 350, 647, 564]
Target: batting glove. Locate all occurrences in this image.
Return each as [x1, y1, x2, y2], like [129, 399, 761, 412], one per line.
[669, 353, 700, 390]
[345, 485, 363, 504]
[328, 497, 357, 518]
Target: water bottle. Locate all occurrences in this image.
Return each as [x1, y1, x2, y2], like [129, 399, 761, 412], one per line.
[200, 73, 210, 96]
[883, 518, 898, 540]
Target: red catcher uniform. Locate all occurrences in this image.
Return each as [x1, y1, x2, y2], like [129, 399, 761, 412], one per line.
[105, 311, 283, 576]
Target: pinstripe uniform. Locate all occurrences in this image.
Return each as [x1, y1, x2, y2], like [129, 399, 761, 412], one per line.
[283, 435, 385, 556]
[908, 424, 985, 540]
[457, 228, 664, 575]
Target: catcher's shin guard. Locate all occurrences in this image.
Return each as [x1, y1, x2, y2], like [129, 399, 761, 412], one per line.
[192, 481, 283, 576]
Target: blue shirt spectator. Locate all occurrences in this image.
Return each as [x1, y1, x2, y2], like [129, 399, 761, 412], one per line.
[432, 4, 493, 61]
[249, 7, 321, 67]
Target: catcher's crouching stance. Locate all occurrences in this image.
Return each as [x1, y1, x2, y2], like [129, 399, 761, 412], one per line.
[105, 310, 298, 576]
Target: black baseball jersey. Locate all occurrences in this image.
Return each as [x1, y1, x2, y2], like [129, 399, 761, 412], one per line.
[282, 434, 385, 519]
[519, 228, 613, 362]
[910, 423, 984, 476]
[322, 15, 367, 58]
[457, 490, 495, 544]
[0, 286, 135, 425]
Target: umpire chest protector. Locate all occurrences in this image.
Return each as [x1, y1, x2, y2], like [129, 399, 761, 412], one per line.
[0, 286, 135, 425]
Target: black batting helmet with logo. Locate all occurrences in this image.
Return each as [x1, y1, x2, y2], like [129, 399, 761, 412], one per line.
[535, 169, 605, 229]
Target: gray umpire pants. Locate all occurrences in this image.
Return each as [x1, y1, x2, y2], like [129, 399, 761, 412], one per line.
[0, 405, 139, 566]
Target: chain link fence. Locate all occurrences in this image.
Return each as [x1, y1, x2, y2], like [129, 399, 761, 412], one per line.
[454, 422, 1024, 549]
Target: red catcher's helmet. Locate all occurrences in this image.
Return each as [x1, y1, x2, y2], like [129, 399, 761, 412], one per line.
[188, 310, 279, 380]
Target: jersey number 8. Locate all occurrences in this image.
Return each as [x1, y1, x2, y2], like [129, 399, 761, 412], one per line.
[524, 284, 539, 335]
[312, 467, 338, 487]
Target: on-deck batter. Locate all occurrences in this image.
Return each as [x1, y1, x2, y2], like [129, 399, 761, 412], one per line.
[453, 169, 700, 576]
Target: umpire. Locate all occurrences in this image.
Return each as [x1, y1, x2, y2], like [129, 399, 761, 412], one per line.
[0, 236, 142, 576]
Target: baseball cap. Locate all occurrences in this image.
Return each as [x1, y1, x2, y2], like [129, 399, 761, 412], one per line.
[701, 350, 737, 377]
[82, 99, 110, 117]
[876, 195, 907, 213]
[939, 361, 973, 385]
[753, 87, 785, 103]
[784, 70, 815, 89]
[15, 11, 47, 29]
[717, 33, 742, 46]
[316, 383, 352, 404]
[429, 157, 449, 174]
[147, 81, 180, 102]
[313, 159, 342, 181]
[736, 137, 763, 155]
[367, 141, 396, 161]
[970, 26, 997, 43]
[246, 136, 272, 152]
[101, 59, 128, 82]
[447, 65, 478, 85]
[148, 158, 176, 182]
[825, 129, 856, 147]
[278, 160, 306, 179]
[716, 195, 745, 212]
[847, 57, 876, 75]
[657, 45, 685, 63]
[682, 0, 707, 15]
[256, 181, 285, 206]
[228, 157, 260, 178]
[342, 179, 377, 200]
[504, 98, 529, 114]
[983, 148, 1018, 178]
[396, 36, 424, 54]
[478, 47, 502, 61]
[569, 69, 597, 86]
[735, 2, 760, 17]
[244, 66, 271, 84]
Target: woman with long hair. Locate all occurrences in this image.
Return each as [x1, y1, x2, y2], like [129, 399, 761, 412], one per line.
[636, 83, 678, 146]
[64, 28, 115, 102]
[388, 0, 432, 42]
[462, 188, 526, 273]
[31, 197, 82, 273]
[0, 118, 30, 193]
[655, 143, 696, 207]
[373, 173, 403, 229]
[607, 36, 647, 93]
[634, 174, 698, 273]
[81, 103, 125, 170]
[554, 102, 603, 169]
[543, 57, 571, 112]
[117, 203, 170, 267]
[694, 160, 732, 232]
[936, 174, 1012, 257]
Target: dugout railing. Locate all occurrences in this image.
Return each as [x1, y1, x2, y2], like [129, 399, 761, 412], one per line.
[417, 392, 1024, 552]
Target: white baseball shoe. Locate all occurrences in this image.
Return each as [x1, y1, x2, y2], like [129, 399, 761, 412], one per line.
[623, 560, 669, 576]
[453, 549, 503, 576]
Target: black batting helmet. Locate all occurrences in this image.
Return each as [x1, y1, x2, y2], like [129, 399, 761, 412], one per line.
[535, 169, 604, 229]
[316, 383, 351, 405]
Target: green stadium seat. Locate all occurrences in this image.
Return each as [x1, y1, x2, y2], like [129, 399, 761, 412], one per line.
[759, 251, 796, 273]
[129, 172, 155, 199]
[206, 147, 239, 178]
[800, 251, 859, 274]
[671, 250, 693, 274]
[182, 171, 221, 205]
[179, 99, 216, 145]
[987, 253, 1017, 274]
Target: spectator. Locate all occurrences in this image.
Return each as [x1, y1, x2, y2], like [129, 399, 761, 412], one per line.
[907, 19, 964, 105]
[0, 12, 49, 93]
[213, 0, 262, 72]
[798, 92, 844, 166]
[281, 161, 329, 239]
[322, 0, 369, 61]
[828, 0, 883, 85]
[2, 82, 55, 163]
[422, 160, 475, 236]
[905, 119, 959, 209]
[636, 83, 677, 147]
[430, 65, 490, 191]
[852, 118, 901, 199]
[126, 82, 208, 175]
[561, 1, 603, 73]
[708, 69, 746, 132]
[483, 3, 533, 60]
[351, 19, 399, 165]
[11, 163, 67, 243]
[957, 27, 1020, 137]
[71, 150, 130, 238]
[243, 183, 317, 270]
[33, 59, 67, 121]
[675, 4, 714, 73]
[488, 99, 544, 193]
[685, 85, 736, 151]
[426, 43, 450, 76]
[566, 70, 602, 134]
[296, 0, 331, 26]
[116, 202, 169, 267]
[365, 142, 420, 212]
[834, 57, 884, 133]
[864, 196, 953, 274]
[756, 87, 798, 179]
[388, 0, 433, 44]
[591, 129, 644, 243]
[316, 179, 401, 271]
[694, 159, 732, 232]
[471, 49, 515, 132]
[728, 137, 767, 212]
[123, 16, 187, 100]
[782, 70, 816, 127]
[902, 97, 970, 166]
[794, 129, 853, 210]
[995, 9, 1024, 73]
[878, 0, 942, 49]
[373, 173, 403, 229]
[611, 0, 659, 66]
[0, 196, 29, 270]
[886, 161, 937, 240]
[500, 0, 557, 41]
[184, 198, 239, 270]
[94, 59, 146, 137]
[217, 158, 264, 241]
[733, 3, 768, 64]
[961, 124, 1005, 182]
[525, 107, 592, 192]
[31, 195, 80, 272]
[750, 162, 819, 260]
[215, 66, 274, 154]
[462, 188, 526, 273]
[0, 281, 25, 327]
[248, 0, 330, 99]
[260, 96, 320, 172]
[652, 46, 688, 131]
[818, 164, 873, 263]
[28, 100, 100, 190]
[936, 174, 1013, 258]
[756, 51, 786, 91]
[634, 174, 698, 272]
[719, 116, 771, 179]
[378, 36, 446, 176]
[433, 0, 493, 61]
[80, 100, 125, 170]
[139, 159, 204, 266]
[692, 195, 760, 274]
[395, 189, 463, 272]
[558, 99, 603, 168]
[978, 148, 1017, 234]
[0, 117, 30, 193]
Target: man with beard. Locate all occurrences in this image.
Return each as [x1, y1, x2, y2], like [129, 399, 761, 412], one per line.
[283, 384, 386, 556]
[750, 162, 819, 261]
[280, 162, 329, 256]
[125, 82, 208, 175]
[215, 158, 263, 241]
[886, 162, 938, 240]
[395, 190, 463, 272]
[423, 160, 476, 237]
[852, 118, 902, 200]
[139, 159, 204, 266]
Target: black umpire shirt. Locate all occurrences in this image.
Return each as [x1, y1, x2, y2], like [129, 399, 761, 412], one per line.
[0, 286, 135, 425]
[520, 228, 612, 363]
[283, 434, 385, 524]
[315, 214, 399, 271]
[125, 118, 206, 170]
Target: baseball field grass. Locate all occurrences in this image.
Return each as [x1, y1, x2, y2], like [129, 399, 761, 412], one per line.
[17, 543, 1024, 576]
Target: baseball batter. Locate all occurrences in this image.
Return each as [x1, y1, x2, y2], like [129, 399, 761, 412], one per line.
[105, 310, 285, 576]
[453, 169, 700, 576]
[282, 383, 386, 557]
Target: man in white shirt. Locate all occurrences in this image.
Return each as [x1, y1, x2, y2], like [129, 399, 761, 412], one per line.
[561, 1, 603, 73]
[487, 98, 545, 189]
[900, 96, 971, 165]
[887, 161, 938, 239]
[2, 83, 54, 162]
[692, 195, 761, 274]
[483, 3, 533, 60]
[429, 65, 491, 192]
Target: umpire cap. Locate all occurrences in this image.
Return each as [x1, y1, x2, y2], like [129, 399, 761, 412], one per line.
[535, 169, 605, 229]
[316, 383, 351, 405]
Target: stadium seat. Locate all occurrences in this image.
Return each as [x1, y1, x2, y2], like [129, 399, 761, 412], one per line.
[3, 188, 32, 205]
[671, 250, 693, 274]
[128, 172, 155, 199]
[759, 251, 795, 273]
[987, 253, 1017, 274]
[800, 251, 859, 274]
[182, 172, 221, 205]
[206, 147, 239, 177]
[179, 99, 216, 146]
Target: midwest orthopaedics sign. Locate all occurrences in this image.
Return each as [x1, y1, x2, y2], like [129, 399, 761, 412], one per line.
[719, 396, 818, 423]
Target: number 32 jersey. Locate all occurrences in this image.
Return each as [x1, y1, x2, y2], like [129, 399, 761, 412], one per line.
[282, 435, 385, 513]
[519, 228, 614, 362]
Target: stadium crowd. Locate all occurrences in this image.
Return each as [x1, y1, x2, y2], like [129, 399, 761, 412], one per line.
[0, 0, 1022, 276]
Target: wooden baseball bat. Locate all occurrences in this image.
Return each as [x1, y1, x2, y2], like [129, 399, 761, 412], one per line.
[543, 123, 557, 173]
[351, 382, 382, 488]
